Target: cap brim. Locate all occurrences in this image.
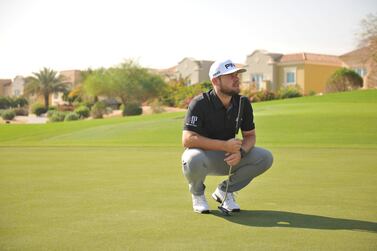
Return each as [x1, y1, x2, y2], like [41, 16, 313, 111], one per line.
[221, 68, 247, 76]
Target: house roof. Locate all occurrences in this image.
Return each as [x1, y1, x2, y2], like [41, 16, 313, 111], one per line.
[279, 53, 343, 66]
[196, 60, 214, 67]
[247, 50, 283, 59]
[178, 57, 214, 67]
[339, 47, 371, 63]
[156, 65, 177, 75]
[0, 79, 12, 86]
[266, 53, 284, 61]
[178, 57, 196, 64]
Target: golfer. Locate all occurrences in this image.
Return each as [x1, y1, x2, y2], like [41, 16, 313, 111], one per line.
[181, 59, 273, 214]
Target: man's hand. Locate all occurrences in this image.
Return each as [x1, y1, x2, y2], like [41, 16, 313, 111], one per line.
[224, 152, 241, 167]
[224, 138, 242, 153]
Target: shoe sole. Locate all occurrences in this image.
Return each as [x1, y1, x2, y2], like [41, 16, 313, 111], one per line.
[212, 193, 241, 212]
[194, 209, 210, 214]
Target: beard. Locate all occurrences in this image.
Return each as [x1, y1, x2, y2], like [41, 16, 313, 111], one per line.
[218, 80, 240, 96]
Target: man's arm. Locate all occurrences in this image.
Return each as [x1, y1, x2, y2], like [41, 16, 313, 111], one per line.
[241, 129, 256, 153]
[182, 130, 242, 153]
[224, 129, 256, 166]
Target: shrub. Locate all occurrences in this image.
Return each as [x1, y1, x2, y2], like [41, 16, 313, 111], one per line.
[278, 86, 302, 99]
[122, 102, 142, 116]
[251, 90, 277, 103]
[64, 112, 80, 121]
[47, 110, 55, 118]
[91, 101, 107, 119]
[326, 68, 363, 93]
[72, 101, 82, 109]
[57, 104, 74, 112]
[160, 80, 212, 108]
[47, 109, 61, 119]
[103, 98, 121, 110]
[0, 97, 28, 109]
[0, 96, 11, 109]
[150, 99, 165, 114]
[80, 101, 94, 110]
[1, 109, 16, 120]
[106, 107, 113, 115]
[74, 105, 90, 118]
[13, 107, 29, 116]
[31, 103, 47, 116]
[308, 90, 317, 96]
[14, 97, 28, 107]
[152, 105, 165, 114]
[49, 111, 66, 122]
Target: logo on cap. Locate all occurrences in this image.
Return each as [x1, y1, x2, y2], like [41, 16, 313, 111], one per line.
[213, 70, 221, 77]
[209, 59, 246, 80]
[224, 63, 235, 69]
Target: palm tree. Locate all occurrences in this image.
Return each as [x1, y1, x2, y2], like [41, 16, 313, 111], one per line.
[24, 68, 71, 109]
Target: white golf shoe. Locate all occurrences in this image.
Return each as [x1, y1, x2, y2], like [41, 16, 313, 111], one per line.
[192, 194, 210, 214]
[212, 187, 240, 212]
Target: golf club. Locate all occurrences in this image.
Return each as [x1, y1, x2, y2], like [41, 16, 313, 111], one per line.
[218, 95, 246, 216]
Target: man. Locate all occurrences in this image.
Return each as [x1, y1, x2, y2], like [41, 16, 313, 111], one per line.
[181, 59, 273, 214]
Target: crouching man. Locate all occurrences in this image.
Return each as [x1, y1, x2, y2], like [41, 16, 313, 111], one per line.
[181, 59, 273, 214]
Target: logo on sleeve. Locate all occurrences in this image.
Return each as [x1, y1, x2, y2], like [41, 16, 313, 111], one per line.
[186, 116, 198, 127]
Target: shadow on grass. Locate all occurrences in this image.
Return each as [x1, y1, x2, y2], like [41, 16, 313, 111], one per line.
[211, 210, 377, 233]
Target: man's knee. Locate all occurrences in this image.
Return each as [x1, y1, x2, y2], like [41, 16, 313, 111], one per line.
[182, 148, 207, 175]
[263, 149, 274, 170]
[248, 147, 274, 170]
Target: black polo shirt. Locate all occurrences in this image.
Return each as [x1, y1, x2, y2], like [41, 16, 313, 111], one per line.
[183, 89, 255, 140]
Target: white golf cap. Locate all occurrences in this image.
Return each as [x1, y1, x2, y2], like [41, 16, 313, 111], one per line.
[209, 59, 246, 80]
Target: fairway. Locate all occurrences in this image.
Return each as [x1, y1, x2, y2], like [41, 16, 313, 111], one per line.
[1, 90, 377, 250]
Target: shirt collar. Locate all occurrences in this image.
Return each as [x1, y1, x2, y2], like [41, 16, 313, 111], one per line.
[209, 89, 224, 110]
[209, 89, 237, 111]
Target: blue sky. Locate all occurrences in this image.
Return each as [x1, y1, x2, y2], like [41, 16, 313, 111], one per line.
[0, 0, 376, 78]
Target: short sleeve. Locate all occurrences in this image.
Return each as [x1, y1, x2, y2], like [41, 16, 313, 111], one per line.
[241, 98, 255, 131]
[183, 97, 206, 135]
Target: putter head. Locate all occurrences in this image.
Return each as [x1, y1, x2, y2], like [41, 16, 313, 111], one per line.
[218, 206, 231, 216]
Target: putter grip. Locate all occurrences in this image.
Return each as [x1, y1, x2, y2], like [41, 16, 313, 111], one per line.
[235, 96, 245, 136]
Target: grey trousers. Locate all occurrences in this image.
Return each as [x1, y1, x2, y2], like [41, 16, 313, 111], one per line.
[181, 147, 273, 196]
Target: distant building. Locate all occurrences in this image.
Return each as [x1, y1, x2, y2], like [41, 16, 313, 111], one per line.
[242, 50, 343, 94]
[277, 52, 343, 94]
[152, 66, 177, 83]
[0, 79, 12, 96]
[51, 70, 82, 106]
[0, 76, 26, 97]
[242, 50, 283, 92]
[340, 47, 376, 89]
[12, 76, 26, 97]
[175, 57, 213, 85]
[59, 70, 82, 87]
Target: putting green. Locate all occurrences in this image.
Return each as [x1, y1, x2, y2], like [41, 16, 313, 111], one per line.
[1, 90, 376, 250]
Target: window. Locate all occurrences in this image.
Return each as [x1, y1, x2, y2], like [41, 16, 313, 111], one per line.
[251, 73, 263, 89]
[354, 67, 367, 77]
[284, 67, 296, 85]
[287, 72, 295, 83]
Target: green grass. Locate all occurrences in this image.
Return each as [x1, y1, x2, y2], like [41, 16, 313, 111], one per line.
[1, 89, 376, 250]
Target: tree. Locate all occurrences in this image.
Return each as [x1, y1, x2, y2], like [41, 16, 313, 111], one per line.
[159, 79, 212, 108]
[83, 61, 166, 107]
[24, 68, 70, 109]
[326, 68, 363, 93]
[82, 68, 109, 102]
[108, 61, 165, 106]
[64, 85, 83, 104]
[357, 13, 377, 86]
[358, 13, 377, 57]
